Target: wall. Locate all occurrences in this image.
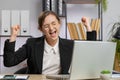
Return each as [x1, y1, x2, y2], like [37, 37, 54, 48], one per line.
[103, 0, 120, 41]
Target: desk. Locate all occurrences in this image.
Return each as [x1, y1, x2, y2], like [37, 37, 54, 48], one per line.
[0, 75, 47, 80]
[23, 75, 120, 80]
[28, 75, 47, 80]
[1, 75, 120, 80]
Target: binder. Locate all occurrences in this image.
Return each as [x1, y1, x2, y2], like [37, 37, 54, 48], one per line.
[20, 10, 30, 36]
[11, 10, 20, 26]
[51, 0, 58, 14]
[1, 10, 11, 35]
[58, 0, 66, 16]
[42, 0, 51, 11]
[11, 10, 20, 35]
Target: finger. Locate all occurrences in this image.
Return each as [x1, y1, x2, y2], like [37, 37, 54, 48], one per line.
[16, 25, 20, 29]
[81, 17, 86, 23]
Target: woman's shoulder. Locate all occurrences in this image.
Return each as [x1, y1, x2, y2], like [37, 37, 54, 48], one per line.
[60, 37, 72, 40]
[59, 37, 74, 44]
[26, 36, 44, 43]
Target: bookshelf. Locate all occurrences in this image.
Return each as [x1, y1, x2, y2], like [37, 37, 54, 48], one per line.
[64, 0, 103, 40]
[65, 0, 97, 4]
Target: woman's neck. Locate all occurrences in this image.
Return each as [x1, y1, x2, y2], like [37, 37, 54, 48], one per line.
[45, 38, 58, 47]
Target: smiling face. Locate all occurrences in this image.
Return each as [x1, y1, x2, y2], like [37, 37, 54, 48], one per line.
[41, 14, 61, 43]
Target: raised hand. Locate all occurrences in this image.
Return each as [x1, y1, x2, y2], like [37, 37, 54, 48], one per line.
[81, 17, 92, 32]
[10, 25, 20, 42]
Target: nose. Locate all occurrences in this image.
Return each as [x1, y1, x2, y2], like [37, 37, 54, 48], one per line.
[49, 24, 53, 30]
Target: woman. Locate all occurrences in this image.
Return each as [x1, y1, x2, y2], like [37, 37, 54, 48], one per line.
[3, 11, 96, 74]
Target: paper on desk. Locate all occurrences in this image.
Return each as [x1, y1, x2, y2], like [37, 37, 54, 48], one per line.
[112, 74, 120, 78]
[0, 75, 4, 79]
[15, 75, 29, 79]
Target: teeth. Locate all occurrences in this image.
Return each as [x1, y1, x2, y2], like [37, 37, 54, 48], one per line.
[50, 31, 56, 34]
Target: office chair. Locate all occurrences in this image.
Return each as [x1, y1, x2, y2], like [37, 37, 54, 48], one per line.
[113, 22, 120, 39]
[113, 26, 120, 39]
[14, 67, 27, 74]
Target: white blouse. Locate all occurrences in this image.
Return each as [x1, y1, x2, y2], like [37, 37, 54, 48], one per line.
[42, 39, 61, 74]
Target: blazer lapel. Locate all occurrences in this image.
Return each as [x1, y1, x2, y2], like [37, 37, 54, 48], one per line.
[59, 38, 74, 74]
[35, 37, 45, 73]
[59, 38, 68, 73]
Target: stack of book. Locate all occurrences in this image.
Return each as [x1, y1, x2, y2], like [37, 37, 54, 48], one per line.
[42, 0, 65, 16]
[67, 18, 100, 40]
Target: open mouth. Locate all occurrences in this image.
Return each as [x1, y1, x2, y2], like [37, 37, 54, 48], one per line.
[49, 31, 57, 37]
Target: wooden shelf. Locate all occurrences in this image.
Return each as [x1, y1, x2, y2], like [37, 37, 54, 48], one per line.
[64, 0, 97, 4]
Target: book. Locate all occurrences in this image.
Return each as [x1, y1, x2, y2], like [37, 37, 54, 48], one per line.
[58, 0, 66, 16]
[71, 23, 79, 40]
[51, 0, 58, 14]
[90, 18, 101, 39]
[91, 19, 96, 30]
[67, 23, 74, 40]
[77, 23, 86, 40]
[95, 19, 100, 34]
[42, 0, 51, 11]
[67, 23, 79, 40]
[67, 18, 100, 40]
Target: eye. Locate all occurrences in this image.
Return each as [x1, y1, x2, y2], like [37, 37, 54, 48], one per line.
[43, 24, 49, 28]
[52, 22, 56, 25]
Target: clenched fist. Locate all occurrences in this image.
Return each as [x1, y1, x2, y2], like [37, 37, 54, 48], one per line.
[10, 25, 20, 42]
[81, 17, 92, 31]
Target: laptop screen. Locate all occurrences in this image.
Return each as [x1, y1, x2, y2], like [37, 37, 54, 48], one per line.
[70, 41, 116, 80]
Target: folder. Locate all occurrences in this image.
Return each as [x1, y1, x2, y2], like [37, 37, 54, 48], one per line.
[58, 0, 66, 16]
[42, 0, 51, 11]
[1, 10, 11, 35]
[11, 10, 20, 35]
[20, 10, 30, 36]
[58, 0, 63, 16]
[51, 0, 58, 14]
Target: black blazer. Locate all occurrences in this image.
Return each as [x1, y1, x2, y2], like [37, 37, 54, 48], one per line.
[4, 36, 74, 74]
[3, 31, 96, 74]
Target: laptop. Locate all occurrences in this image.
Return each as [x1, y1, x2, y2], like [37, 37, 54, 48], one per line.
[46, 41, 116, 80]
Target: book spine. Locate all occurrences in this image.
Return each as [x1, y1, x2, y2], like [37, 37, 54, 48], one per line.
[58, 0, 66, 16]
[77, 23, 86, 40]
[51, 0, 58, 14]
[42, 0, 51, 11]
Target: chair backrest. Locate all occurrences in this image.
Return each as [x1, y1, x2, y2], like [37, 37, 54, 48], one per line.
[14, 67, 27, 74]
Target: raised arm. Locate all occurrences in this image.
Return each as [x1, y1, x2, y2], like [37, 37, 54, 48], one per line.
[10, 25, 20, 42]
[81, 17, 96, 40]
[4, 25, 28, 67]
[81, 16, 92, 32]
